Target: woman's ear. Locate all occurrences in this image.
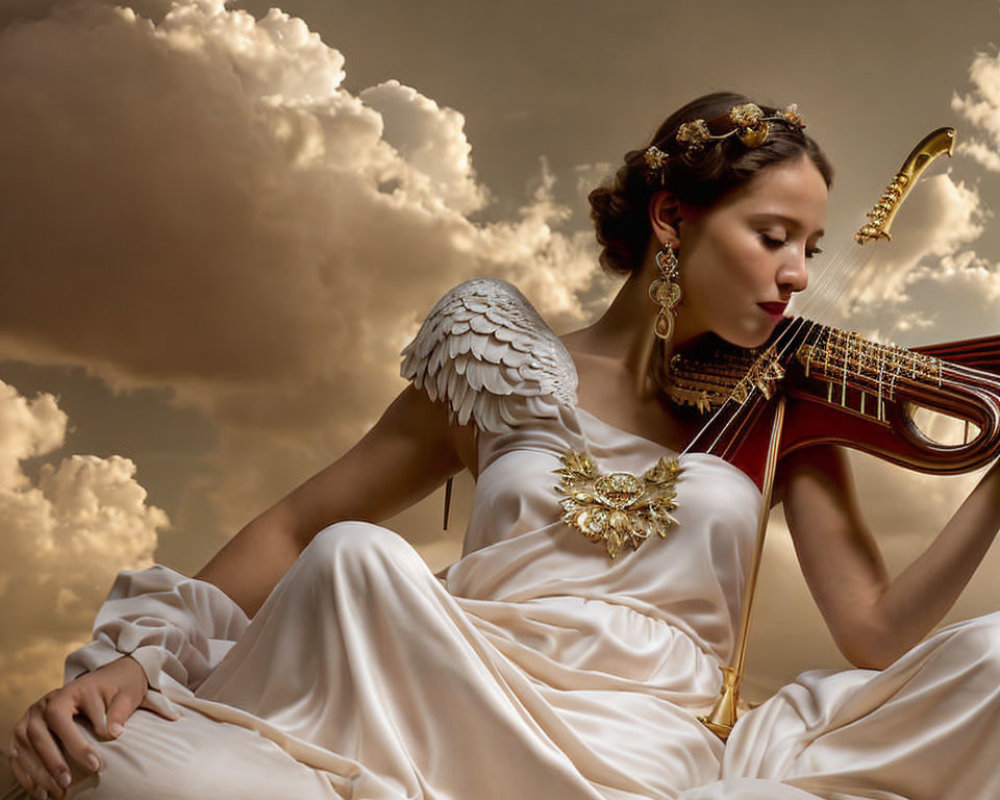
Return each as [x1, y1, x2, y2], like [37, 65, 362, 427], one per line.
[648, 191, 682, 249]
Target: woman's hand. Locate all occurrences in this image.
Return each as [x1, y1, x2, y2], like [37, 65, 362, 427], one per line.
[7, 654, 180, 800]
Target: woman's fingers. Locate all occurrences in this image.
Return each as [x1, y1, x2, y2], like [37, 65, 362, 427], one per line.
[104, 688, 142, 738]
[9, 657, 174, 798]
[12, 682, 109, 799]
[81, 686, 109, 739]
[9, 749, 39, 798]
[22, 699, 74, 798]
[13, 714, 66, 799]
[55, 689, 105, 772]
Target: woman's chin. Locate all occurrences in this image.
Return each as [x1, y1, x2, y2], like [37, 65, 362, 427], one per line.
[675, 316, 775, 352]
[714, 326, 772, 351]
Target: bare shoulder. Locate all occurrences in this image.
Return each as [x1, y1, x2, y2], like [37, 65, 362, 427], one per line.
[383, 384, 478, 477]
[558, 326, 699, 453]
[366, 384, 476, 476]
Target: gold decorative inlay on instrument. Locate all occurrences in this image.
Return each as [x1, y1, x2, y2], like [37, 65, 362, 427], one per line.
[797, 327, 943, 424]
[666, 343, 785, 414]
[555, 451, 682, 559]
[730, 345, 785, 403]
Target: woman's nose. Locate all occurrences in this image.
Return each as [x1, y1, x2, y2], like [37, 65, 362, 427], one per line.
[777, 250, 809, 296]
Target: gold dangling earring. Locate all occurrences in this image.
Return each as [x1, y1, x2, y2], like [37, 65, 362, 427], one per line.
[649, 243, 681, 341]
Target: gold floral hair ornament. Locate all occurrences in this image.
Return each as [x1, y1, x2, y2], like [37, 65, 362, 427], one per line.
[775, 103, 804, 130]
[643, 145, 670, 173]
[643, 102, 806, 183]
[675, 119, 712, 149]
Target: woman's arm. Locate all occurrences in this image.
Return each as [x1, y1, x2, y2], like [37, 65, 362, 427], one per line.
[197, 383, 472, 617]
[779, 445, 1000, 669]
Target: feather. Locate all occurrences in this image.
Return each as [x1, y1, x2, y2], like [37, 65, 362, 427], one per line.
[452, 380, 472, 425]
[449, 331, 474, 359]
[469, 333, 489, 359]
[457, 383, 477, 425]
[452, 353, 471, 377]
[434, 367, 449, 399]
[469, 314, 499, 335]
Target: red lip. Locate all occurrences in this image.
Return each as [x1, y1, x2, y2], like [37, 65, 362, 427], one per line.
[757, 302, 788, 317]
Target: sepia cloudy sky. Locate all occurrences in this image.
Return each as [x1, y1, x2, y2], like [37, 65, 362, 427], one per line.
[4, 0, 1000, 784]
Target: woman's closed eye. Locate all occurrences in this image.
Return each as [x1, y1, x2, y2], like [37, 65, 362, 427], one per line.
[760, 232, 823, 259]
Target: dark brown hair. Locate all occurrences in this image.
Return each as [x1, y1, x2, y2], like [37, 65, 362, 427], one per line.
[589, 92, 833, 276]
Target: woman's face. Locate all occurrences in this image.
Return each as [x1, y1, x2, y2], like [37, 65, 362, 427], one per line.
[672, 154, 828, 349]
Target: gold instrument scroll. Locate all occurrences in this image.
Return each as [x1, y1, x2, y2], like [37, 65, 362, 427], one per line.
[854, 127, 955, 245]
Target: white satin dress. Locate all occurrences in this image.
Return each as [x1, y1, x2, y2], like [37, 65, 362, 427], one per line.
[61, 279, 1000, 800]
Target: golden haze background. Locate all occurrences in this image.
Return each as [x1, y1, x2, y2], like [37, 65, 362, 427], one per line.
[3, 0, 1000, 789]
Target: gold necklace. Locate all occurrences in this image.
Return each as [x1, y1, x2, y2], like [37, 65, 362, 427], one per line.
[554, 450, 682, 559]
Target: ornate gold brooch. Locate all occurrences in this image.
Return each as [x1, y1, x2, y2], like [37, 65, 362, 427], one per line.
[554, 451, 682, 559]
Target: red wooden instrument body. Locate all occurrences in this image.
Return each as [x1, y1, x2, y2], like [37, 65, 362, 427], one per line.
[689, 323, 1000, 489]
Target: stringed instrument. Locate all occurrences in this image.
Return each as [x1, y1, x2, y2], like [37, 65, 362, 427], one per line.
[686, 127, 1000, 739]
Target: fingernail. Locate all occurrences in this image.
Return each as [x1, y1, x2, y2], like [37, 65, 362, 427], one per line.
[108, 722, 124, 737]
[34, 788, 48, 800]
[87, 753, 100, 772]
[59, 770, 72, 788]
[8, 744, 16, 758]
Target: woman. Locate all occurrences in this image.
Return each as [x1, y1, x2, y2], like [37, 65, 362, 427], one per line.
[9, 92, 1000, 800]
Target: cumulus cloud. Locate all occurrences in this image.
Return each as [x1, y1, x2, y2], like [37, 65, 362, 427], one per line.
[0, 0, 604, 554]
[953, 50, 1000, 172]
[360, 79, 489, 215]
[0, 380, 65, 489]
[0, 379, 167, 761]
[0, 0, 595, 403]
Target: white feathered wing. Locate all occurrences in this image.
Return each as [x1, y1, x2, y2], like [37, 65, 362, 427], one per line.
[400, 278, 578, 432]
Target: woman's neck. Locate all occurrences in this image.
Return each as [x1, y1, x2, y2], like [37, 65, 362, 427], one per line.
[588, 270, 658, 364]
[559, 260, 661, 399]
[565, 255, 712, 397]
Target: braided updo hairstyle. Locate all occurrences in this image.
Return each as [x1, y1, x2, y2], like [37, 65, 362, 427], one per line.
[589, 92, 833, 276]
